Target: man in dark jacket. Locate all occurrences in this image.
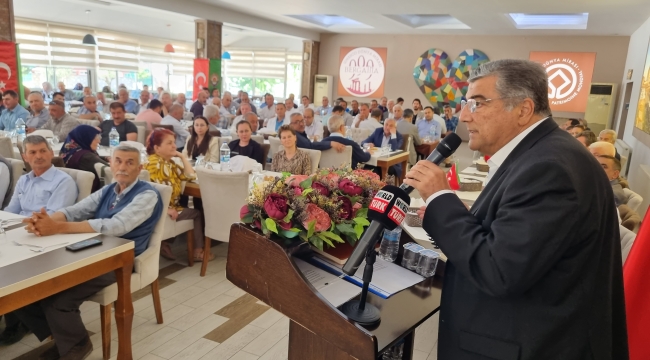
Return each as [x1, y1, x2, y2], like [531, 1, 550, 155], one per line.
[322, 115, 370, 170]
[361, 118, 404, 177]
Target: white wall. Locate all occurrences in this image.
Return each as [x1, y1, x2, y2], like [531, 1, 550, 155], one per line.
[618, 15, 650, 215]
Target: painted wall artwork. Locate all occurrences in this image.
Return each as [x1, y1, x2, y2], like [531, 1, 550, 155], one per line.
[413, 48, 489, 110]
[634, 43, 650, 135]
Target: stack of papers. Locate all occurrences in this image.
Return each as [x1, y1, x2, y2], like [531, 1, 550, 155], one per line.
[293, 258, 361, 307]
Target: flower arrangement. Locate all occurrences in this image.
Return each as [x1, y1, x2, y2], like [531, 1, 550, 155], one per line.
[240, 167, 385, 250]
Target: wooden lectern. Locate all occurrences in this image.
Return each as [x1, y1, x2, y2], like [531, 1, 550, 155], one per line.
[226, 223, 442, 360]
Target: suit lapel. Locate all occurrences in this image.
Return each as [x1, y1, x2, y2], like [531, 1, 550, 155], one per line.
[471, 118, 559, 215]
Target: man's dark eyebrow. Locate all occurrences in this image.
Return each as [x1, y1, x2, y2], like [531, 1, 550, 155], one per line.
[469, 94, 487, 100]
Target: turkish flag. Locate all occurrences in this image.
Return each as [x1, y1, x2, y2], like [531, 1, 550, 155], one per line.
[624, 206, 650, 359]
[446, 162, 460, 190]
[193, 58, 209, 101]
[0, 42, 19, 94]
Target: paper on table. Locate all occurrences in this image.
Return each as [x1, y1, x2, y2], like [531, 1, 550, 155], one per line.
[309, 256, 425, 299]
[294, 258, 361, 307]
[8, 226, 100, 248]
[0, 210, 25, 222]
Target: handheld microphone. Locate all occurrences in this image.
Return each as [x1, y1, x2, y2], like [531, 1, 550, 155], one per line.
[341, 133, 463, 275]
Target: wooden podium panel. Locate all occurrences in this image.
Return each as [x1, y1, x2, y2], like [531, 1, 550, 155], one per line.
[226, 223, 442, 360]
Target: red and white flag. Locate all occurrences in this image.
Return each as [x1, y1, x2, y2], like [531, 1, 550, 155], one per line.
[446, 162, 460, 190]
[0, 42, 19, 93]
[193, 58, 209, 101]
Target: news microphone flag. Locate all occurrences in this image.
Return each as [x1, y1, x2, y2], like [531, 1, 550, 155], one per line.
[446, 162, 460, 191]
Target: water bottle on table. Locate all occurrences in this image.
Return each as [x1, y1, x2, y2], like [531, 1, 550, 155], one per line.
[220, 143, 231, 170]
[378, 227, 402, 262]
[109, 127, 120, 148]
[15, 118, 26, 139]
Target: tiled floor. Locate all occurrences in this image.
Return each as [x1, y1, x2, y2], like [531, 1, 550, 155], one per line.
[0, 142, 476, 360]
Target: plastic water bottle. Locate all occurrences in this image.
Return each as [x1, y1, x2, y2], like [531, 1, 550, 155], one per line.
[378, 227, 402, 262]
[429, 123, 440, 141]
[97, 102, 104, 114]
[109, 127, 120, 148]
[220, 142, 230, 164]
[15, 118, 26, 139]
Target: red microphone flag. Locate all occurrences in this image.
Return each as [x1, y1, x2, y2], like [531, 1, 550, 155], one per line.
[446, 162, 460, 191]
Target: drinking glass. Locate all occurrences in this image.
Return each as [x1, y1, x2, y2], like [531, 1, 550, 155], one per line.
[381, 144, 391, 156]
[363, 143, 371, 152]
[195, 155, 206, 168]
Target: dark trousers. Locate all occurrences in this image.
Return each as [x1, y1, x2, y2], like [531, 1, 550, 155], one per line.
[3, 312, 20, 328]
[14, 272, 116, 357]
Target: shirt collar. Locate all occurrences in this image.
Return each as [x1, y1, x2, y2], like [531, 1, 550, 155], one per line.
[113, 179, 140, 196]
[487, 117, 549, 169]
[28, 165, 57, 181]
[330, 132, 344, 138]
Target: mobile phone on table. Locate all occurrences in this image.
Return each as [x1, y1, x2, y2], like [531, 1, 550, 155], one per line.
[66, 238, 103, 252]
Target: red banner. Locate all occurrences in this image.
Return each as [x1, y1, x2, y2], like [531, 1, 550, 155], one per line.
[193, 58, 209, 101]
[0, 42, 19, 94]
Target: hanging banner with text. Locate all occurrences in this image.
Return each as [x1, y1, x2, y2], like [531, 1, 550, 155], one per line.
[0, 42, 20, 95]
[529, 51, 596, 113]
[209, 58, 221, 98]
[193, 58, 209, 101]
[338, 47, 387, 98]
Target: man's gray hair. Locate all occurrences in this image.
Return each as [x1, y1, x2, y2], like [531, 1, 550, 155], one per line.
[23, 135, 51, 152]
[169, 104, 184, 115]
[469, 59, 551, 116]
[160, 91, 172, 98]
[360, 102, 370, 108]
[244, 112, 258, 122]
[290, 112, 303, 121]
[28, 92, 43, 100]
[203, 104, 220, 119]
[112, 145, 141, 165]
[589, 141, 616, 157]
[328, 115, 345, 133]
[599, 129, 617, 139]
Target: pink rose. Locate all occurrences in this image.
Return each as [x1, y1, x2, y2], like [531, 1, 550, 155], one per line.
[263, 193, 289, 221]
[339, 179, 363, 196]
[312, 182, 330, 196]
[352, 202, 363, 217]
[285, 175, 310, 187]
[278, 220, 292, 231]
[302, 203, 331, 232]
[338, 196, 353, 220]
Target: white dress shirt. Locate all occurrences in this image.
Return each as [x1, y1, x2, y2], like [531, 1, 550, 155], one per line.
[304, 119, 324, 139]
[359, 117, 383, 130]
[298, 104, 315, 114]
[258, 104, 276, 121]
[425, 117, 548, 206]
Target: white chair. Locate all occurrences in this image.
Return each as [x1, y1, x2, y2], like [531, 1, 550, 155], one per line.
[0, 137, 15, 159]
[319, 145, 352, 169]
[268, 136, 281, 159]
[279, 145, 321, 174]
[87, 182, 172, 360]
[251, 135, 264, 145]
[623, 188, 643, 213]
[3, 158, 25, 208]
[28, 129, 54, 139]
[77, 119, 100, 127]
[119, 140, 145, 152]
[196, 168, 249, 259]
[57, 167, 95, 202]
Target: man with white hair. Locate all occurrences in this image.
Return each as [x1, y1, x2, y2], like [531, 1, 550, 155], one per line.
[599, 129, 621, 160]
[383, 99, 395, 121]
[161, 104, 190, 150]
[589, 141, 616, 158]
[258, 93, 276, 122]
[220, 91, 236, 117]
[230, 102, 252, 133]
[117, 88, 139, 114]
[237, 92, 257, 114]
[315, 96, 332, 115]
[322, 115, 370, 169]
[138, 89, 151, 114]
[203, 104, 222, 131]
[175, 93, 187, 111]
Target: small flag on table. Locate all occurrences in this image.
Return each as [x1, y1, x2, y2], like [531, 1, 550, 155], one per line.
[446, 162, 460, 190]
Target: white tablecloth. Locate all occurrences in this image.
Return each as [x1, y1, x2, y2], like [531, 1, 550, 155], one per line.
[460, 166, 488, 177]
[365, 150, 403, 167]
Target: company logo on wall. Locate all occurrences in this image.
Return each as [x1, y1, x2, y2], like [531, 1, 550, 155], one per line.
[338, 47, 387, 98]
[529, 52, 596, 113]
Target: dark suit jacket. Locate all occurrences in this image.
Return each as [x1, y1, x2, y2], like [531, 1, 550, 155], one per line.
[362, 128, 404, 176]
[322, 135, 370, 170]
[296, 131, 332, 151]
[424, 118, 628, 360]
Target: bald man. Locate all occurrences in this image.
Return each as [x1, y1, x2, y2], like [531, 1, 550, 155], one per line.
[161, 104, 190, 150]
[599, 129, 621, 161]
[589, 141, 616, 158]
[25, 93, 49, 130]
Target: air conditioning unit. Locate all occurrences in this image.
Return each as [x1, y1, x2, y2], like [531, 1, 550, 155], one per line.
[585, 83, 617, 135]
[313, 75, 333, 103]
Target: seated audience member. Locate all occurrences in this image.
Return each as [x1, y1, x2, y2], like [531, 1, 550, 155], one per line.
[303, 108, 323, 140]
[0, 155, 10, 208]
[412, 99, 424, 121]
[589, 141, 616, 158]
[354, 103, 374, 129]
[396, 97, 404, 106]
[210, 88, 220, 100]
[416, 106, 446, 140]
[264, 103, 288, 132]
[203, 104, 223, 131]
[117, 88, 139, 114]
[289, 113, 345, 152]
[339, 100, 355, 126]
[237, 92, 257, 114]
[25, 92, 49, 130]
[175, 93, 187, 111]
[442, 105, 458, 134]
[315, 96, 333, 115]
[96, 92, 106, 109]
[220, 91, 236, 117]
[160, 91, 173, 117]
[322, 115, 371, 170]
[229, 120, 265, 165]
[576, 130, 597, 147]
[161, 104, 191, 151]
[398, 108, 422, 165]
[599, 129, 621, 160]
[99, 102, 138, 147]
[60, 125, 109, 192]
[76, 87, 92, 102]
[76, 95, 103, 121]
[271, 125, 312, 175]
[578, 118, 589, 130]
[332, 105, 354, 127]
[596, 154, 627, 206]
[284, 98, 299, 118]
[229, 102, 252, 133]
[146, 129, 210, 261]
[362, 108, 383, 131]
[42, 100, 80, 142]
[135, 99, 163, 131]
[257, 93, 276, 122]
[56, 82, 76, 101]
[298, 95, 314, 114]
[41, 82, 53, 101]
[0, 90, 30, 130]
[370, 99, 379, 111]
[362, 118, 404, 177]
[190, 90, 208, 119]
[567, 125, 586, 137]
[17, 145, 163, 360]
[138, 89, 151, 114]
[51, 92, 65, 103]
[182, 116, 219, 162]
[383, 99, 395, 121]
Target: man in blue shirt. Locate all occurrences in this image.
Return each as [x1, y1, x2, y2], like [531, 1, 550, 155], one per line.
[56, 82, 76, 101]
[322, 115, 370, 170]
[315, 96, 333, 115]
[18, 145, 163, 360]
[25, 92, 50, 130]
[264, 103, 288, 132]
[117, 88, 139, 114]
[442, 104, 459, 134]
[416, 106, 447, 141]
[0, 90, 30, 131]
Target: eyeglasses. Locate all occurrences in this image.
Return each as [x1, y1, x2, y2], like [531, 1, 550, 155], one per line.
[461, 98, 510, 113]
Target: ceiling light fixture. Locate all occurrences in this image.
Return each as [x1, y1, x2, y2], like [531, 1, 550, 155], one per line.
[508, 13, 589, 29]
[163, 24, 175, 53]
[222, 51, 231, 60]
[81, 10, 97, 46]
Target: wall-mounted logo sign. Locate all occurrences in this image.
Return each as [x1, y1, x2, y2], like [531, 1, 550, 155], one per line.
[529, 52, 596, 112]
[338, 47, 387, 98]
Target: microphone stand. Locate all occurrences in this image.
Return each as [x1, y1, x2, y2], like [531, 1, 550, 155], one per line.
[340, 244, 381, 326]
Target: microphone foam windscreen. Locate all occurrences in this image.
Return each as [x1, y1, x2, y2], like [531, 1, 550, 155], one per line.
[368, 185, 411, 230]
[437, 133, 462, 158]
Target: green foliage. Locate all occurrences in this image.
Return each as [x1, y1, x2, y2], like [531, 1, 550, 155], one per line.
[353, 217, 370, 226]
[265, 218, 278, 234]
[299, 177, 313, 189]
[283, 209, 294, 223]
[307, 220, 316, 238]
[356, 208, 368, 219]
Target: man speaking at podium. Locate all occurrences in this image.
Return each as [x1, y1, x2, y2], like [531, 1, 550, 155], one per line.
[403, 60, 628, 360]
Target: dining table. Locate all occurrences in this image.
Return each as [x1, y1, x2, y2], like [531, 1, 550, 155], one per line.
[365, 150, 410, 185]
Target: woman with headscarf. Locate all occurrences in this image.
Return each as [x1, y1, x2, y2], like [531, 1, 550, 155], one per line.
[59, 125, 109, 192]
